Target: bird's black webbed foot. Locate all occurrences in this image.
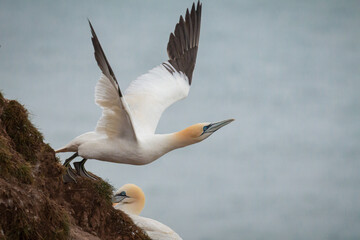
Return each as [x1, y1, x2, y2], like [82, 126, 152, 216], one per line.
[63, 166, 78, 183]
[74, 158, 98, 180]
[62, 152, 79, 183]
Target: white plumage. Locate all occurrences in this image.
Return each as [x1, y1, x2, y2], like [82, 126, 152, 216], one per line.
[130, 215, 182, 240]
[125, 64, 190, 136]
[56, 1, 234, 179]
[113, 184, 182, 240]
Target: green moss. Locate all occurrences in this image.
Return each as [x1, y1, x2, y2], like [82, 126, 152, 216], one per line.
[0, 136, 12, 177]
[0, 136, 33, 184]
[0, 100, 43, 163]
[43, 201, 70, 240]
[94, 179, 114, 204]
[5, 202, 70, 240]
[50, 212, 70, 240]
[13, 163, 33, 184]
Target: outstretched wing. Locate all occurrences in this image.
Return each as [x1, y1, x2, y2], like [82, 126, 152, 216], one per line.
[89, 20, 137, 141]
[125, 1, 202, 136]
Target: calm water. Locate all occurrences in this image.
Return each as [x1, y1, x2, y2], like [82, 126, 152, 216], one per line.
[1, 0, 360, 239]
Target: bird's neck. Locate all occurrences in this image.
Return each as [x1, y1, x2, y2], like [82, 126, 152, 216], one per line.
[115, 199, 144, 216]
[152, 131, 199, 154]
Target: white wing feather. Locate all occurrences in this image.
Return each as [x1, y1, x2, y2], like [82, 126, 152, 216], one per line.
[90, 1, 201, 139]
[129, 214, 182, 240]
[124, 63, 190, 136]
[95, 74, 137, 141]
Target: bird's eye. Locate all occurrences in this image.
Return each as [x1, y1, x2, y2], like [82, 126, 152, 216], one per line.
[119, 191, 126, 196]
[203, 125, 209, 132]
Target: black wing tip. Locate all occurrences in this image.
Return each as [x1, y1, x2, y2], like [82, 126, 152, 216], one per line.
[88, 19, 95, 35]
[166, 1, 202, 85]
[191, 1, 202, 16]
[88, 20, 123, 97]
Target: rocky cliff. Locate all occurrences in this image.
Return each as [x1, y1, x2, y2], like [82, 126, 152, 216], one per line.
[0, 92, 150, 240]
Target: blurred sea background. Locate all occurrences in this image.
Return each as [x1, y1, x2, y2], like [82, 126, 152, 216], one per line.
[1, 0, 360, 239]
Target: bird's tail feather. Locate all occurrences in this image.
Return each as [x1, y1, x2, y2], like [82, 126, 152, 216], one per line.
[55, 147, 70, 153]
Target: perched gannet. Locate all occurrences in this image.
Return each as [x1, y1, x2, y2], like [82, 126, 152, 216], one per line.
[113, 184, 182, 240]
[56, 1, 234, 181]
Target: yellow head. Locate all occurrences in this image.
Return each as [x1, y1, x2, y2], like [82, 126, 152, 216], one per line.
[174, 119, 235, 147]
[112, 184, 145, 215]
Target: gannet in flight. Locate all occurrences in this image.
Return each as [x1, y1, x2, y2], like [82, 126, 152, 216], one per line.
[113, 184, 182, 240]
[56, 1, 234, 181]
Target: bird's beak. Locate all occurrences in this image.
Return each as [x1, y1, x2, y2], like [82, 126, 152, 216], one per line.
[205, 119, 234, 134]
[112, 195, 127, 204]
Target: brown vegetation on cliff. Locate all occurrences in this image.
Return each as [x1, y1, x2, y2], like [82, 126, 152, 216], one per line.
[0, 92, 150, 240]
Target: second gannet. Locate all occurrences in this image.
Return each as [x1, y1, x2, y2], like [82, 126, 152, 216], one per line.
[113, 184, 182, 240]
[56, 1, 234, 181]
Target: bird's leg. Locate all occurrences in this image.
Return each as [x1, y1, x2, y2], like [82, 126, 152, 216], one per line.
[62, 152, 79, 183]
[63, 167, 78, 183]
[74, 158, 98, 180]
[63, 152, 78, 167]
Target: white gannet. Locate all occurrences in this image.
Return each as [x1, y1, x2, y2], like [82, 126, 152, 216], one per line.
[56, 1, 234, 181]
[113, 184, 182, 240]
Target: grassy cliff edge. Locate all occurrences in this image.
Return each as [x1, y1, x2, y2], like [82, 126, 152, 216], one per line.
[0, 92, 150, 240]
